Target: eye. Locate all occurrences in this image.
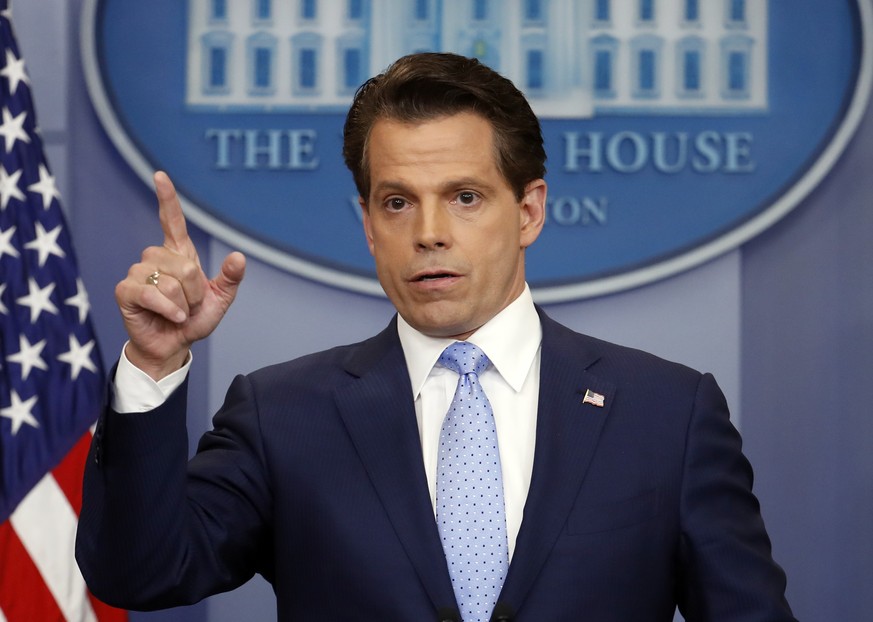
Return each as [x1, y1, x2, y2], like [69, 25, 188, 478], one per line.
[454, 191, 481, 206]
[385, 197, 410, 211]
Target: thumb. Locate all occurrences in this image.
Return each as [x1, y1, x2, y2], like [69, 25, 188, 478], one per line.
[212, 251, 246, 307]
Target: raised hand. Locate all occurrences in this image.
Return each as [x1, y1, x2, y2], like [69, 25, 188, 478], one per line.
[115, 171, 246, 380]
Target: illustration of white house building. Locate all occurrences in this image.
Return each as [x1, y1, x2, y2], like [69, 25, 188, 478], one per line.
[185, 0, 768, 117]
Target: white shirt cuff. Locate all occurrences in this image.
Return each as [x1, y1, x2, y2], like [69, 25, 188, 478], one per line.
[112, 342, 193, 413]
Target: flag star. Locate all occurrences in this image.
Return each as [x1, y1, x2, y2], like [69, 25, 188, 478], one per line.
[15, 278, 59, 323]
[57, 334, 98, 380]
[0, 48, 29, 95]
[0, 106, 30, 151]
[0, 224, 19, 259]
[1, 390, 40, 436]
[27, 163, 60, 210]
[6, 334, 48, 380]
[0, 164, 25, 209]
[64, 278, 92, 324]
[0, 283, 7, 315]
[23, 221, 65, 267]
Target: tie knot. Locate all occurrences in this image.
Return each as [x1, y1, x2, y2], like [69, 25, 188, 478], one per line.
[439, 341, 491, 377]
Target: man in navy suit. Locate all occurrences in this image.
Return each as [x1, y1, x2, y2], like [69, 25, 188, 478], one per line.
[77, 53, 796, 621]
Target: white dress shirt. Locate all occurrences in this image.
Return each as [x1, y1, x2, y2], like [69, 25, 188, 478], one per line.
[397, 285, 542, 560]
[112, 286, 542, 559]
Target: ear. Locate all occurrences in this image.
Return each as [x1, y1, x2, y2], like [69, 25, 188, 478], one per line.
[519, 179, 547, 249]
[359, 197, 376, 256]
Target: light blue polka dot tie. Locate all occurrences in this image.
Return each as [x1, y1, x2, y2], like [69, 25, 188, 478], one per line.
[436, 342, 508, 622]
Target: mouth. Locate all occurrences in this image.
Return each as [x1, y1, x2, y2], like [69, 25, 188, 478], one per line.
[410, 269, 461, 284]
[417, 273, 454, 281]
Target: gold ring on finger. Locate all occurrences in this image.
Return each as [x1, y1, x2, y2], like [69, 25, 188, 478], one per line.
[146, 271, 161, 286]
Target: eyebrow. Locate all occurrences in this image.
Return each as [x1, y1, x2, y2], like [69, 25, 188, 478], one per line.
[370, 177, 497, 198]
[370, 180, 413, 197]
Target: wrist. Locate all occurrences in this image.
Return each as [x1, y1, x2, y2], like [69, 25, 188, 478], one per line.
[123, 342, 191, 381]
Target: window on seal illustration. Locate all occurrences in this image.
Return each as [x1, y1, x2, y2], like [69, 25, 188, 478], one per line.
[639, 50, 656, 92]
[684, 0, 699, 23]
[254, 0, 271, 22]
[348, 0, 364, 21]
[684, 50, 701, 93]
[246, 33, 276, 95]
[210, 0, 227, 22]
[414, 0, 430, 21]
[300, 49, 317, 89]
[341, 45, 364, 93]
[727, 51, 749, 96]
[473, 0, 489, 21]
[595, 50, 612, 94]
[721, 35, 752, 99]
[209, 46, 228, 89]
[526, 49, 544, 91]
[727, 0, 747, 26]
[301, 0, 317, 21]
[639, 0, 655, 23]
[631, 35, 663, 99]
[594, 0, 610, 23]
[524, 0, 545, 24]
[591, 35, 618, 99]
[201, 31, 233, 95]
[255, 48, 271, 88]
[292, 33, 322, 95]
[677, 37, 705, 97]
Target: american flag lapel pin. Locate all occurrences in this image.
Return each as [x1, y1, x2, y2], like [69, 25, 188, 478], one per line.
[582, 389, 605, 408]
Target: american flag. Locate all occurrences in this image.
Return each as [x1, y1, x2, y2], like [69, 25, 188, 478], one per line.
[582, 389, 605, 408]
[0, 4, 125, 621]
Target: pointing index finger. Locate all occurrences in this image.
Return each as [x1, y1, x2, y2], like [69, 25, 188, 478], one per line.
[154, 171, 194, 256]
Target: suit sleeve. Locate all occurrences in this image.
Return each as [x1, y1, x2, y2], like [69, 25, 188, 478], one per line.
[676, 372, 796, 621]
[76, 373, 273, 610]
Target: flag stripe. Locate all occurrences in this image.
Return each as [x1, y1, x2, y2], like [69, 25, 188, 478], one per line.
[51, 431, 92, 516]
[10, 474, 98, 622]
[0, 521, 65, 622]
[0, 6, 124, 621]
[56, 433, 128, 620]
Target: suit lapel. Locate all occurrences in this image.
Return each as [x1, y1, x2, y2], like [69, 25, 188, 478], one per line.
[330, 313, 618, 614]
[500, 313, 616, 611]
[332, 320, 457, 611]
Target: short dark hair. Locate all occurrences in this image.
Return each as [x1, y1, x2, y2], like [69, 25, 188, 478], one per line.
[342, 52, 546, 201]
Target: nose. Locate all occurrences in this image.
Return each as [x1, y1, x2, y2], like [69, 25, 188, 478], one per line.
[414, 201, 451, 250]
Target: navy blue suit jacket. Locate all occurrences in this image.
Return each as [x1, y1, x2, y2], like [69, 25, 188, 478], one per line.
[76, 311, 795, 621]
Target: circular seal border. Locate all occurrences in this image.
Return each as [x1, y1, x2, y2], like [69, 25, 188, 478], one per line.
[80, 0, 873, 303]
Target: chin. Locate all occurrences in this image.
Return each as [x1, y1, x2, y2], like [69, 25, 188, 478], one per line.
[424, 318, 480, 340]
[401, 301, 478, 339]
[410, 316, 469, 339]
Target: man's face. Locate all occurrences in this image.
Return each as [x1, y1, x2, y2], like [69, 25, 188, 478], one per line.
[361, 112, 546, 340]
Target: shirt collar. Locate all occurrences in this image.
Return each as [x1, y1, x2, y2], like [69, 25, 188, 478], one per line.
[397, 284, 542, 398]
